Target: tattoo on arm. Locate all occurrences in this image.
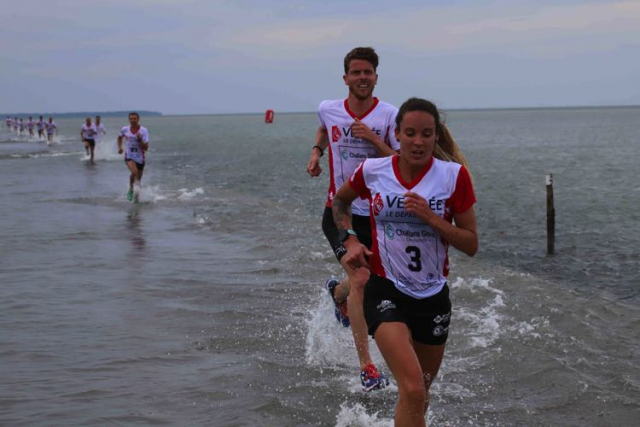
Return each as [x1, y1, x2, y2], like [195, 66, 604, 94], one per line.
[332, 197, 352, 234]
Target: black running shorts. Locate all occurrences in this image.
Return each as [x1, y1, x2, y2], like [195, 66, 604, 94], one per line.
[364, 274, 452, 345]
[125, 157, 145, 171]
[322, 207, 372, 261]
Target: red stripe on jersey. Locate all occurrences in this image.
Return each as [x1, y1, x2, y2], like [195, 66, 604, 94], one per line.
[445, 166, 476, 214]
[368, 198, 385, 277]
[349, 162, 369, 198]
[344, 98, 380, 120]
[392, 155, 434, 190]
[325, 139, 337, 208]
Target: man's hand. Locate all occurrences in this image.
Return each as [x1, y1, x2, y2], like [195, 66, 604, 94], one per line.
[350, 118, 376, 142]
[306, 152, 322, 177]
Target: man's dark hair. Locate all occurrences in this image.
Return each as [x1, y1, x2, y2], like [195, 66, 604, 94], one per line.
[129, 112, 140, 119]
[344, 47, 379, 74]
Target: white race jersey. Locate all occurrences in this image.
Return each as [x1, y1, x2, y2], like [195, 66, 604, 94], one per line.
[349, 155, 476, 298]
[45, 122, 57, 134]
[27, 120, 34, 130]
[37, 120, 45, 131]
[318, 98, 399, 216]
[82, 123, 97, 140]
[120, 125, 149, 164]
[95, 123, 106, 141]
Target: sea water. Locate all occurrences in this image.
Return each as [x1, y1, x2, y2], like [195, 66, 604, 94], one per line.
[0, 108, 638, 426]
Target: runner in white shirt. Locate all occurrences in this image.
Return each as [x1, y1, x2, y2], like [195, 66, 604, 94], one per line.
[306, 47, 399, 391]
[333, 97, 478, 426]
[5, 116, 11, 131]
[27, 117, 35, 138]
[117, 112, 149, 202]
[94, 115, 106, 143]
[13, 117, 19, 133]
[81, 117, 98, 164]
[37, 116, 46, 140]
[18, 119, 25, 136]
[45, 117, 57, 145]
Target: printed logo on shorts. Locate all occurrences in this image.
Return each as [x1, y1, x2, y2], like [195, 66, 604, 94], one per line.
[332, 125, 341, 142]
[432, 325, 449, 337]
[373, 193, 383, 215]
[433, 313, 451, 324]
[377, 300, 396, 313]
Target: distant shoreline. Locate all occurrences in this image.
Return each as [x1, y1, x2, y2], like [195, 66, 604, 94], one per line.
[0, 111, 162, 118]
[162, 104, 640, 117]
[3, 105, 638, 118]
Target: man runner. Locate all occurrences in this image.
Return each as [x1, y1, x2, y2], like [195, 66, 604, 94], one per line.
[81, 116, 98, 164]
[306, 47, 400, 391]
[117, 112, 149, 203]
[37, 116, 46, 140]
[45, 117, 57, 145]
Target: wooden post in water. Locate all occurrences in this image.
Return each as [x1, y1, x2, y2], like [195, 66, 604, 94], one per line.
[546, 174, 555, 255]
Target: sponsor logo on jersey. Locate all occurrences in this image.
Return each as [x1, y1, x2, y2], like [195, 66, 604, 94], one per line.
[376, 300, 396, 312]
[373, 193, 383, 215]
[385, 223, 394, 240]
[332, 125, 341, 142]
[340, 148, 348, 160]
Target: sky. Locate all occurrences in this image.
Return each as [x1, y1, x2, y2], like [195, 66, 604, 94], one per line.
[1, 0, 639, 115]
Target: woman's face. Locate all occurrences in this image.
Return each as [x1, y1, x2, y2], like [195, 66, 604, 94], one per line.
[395, 110, 438, 168]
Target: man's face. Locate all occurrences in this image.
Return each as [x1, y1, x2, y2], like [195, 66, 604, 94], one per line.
[129, 114, 139, 127]
[343, 59, 378, 101]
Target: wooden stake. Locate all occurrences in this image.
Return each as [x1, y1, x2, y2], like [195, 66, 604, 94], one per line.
[546, 174, 555, 255]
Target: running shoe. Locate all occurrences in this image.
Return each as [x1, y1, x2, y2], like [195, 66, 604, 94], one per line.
[126, 190, 133, 201]
[324, 278, 350, 327]
[360, 363, 389, 392]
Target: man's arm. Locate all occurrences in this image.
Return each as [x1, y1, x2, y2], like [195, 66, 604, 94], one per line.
[350, 118, 396, 157]
[306, 127, 329, 177]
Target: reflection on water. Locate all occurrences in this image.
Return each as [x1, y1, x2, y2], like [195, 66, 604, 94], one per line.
[126, 204, 146, 253]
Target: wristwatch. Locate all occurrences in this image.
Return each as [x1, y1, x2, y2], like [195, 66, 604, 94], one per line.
[339, 229, 357, 243]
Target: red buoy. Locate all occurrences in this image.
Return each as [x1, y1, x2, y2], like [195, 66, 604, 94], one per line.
[265, 109, 274, 123]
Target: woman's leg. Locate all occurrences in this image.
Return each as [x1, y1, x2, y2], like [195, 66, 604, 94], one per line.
[374, 322, 427, 427]
[413, 342, 446, 415]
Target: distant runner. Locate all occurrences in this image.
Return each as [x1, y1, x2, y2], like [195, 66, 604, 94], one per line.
[27, 116, 35, 138]
[117, 112, 149, 203]
[95, 116, 106, 143]
[45, 117, 57, 145]
[37, 116, 46, 140]
[81, 117, 98, 164]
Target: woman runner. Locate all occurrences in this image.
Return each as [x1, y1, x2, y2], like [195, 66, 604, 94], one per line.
[332, 97, 478, 426]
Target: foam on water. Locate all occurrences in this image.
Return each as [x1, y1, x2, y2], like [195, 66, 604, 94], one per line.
[450, 277, 506, 349]
[78, 138, 122, 161]
[177, 187, 204, 200]
[335, 403, 393, 427]
[132, 185, 205, 204]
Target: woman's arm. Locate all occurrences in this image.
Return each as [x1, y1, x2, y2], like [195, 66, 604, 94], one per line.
[404, 191, 478, 257]
[332, 182, 373, 269]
